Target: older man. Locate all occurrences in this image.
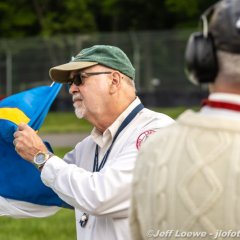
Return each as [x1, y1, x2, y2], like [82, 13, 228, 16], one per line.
[130, 0, 240, 239]
[14, 45, 173, 240]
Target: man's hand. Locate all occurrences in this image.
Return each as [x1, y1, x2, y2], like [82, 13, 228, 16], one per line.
[13, 123, 48, 162]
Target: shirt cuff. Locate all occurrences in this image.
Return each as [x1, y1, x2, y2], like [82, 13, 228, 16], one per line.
[40, 156, 67, 188]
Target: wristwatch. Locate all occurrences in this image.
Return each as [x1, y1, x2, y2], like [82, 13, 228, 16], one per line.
[33, 151, 54, 169]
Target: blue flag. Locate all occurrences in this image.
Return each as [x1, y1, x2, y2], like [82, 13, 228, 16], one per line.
[0, 83, 68, 208]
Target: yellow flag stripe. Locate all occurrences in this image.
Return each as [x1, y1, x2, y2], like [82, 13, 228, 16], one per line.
[0, 108, 30, 125]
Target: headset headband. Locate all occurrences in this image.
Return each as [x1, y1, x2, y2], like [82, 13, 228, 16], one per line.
[200, 2, 218, 38]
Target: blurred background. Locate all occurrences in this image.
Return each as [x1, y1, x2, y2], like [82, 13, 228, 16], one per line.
[0, 1, 219, 239]
[0, 0, 217, 109]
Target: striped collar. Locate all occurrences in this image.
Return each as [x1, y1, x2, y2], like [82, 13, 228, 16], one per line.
[200, 93, 240, 119]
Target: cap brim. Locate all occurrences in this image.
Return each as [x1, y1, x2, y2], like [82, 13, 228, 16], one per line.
[49, 61, 98, 83]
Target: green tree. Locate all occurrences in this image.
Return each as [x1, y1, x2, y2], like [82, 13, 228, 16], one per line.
[92, 0, 217, 31]
[0, 0, 38, 37]
[32, 0, 96, 36]
[0, 0, 97, 37]
[165, 0, 217, 28]
[0, 0, 218, 37]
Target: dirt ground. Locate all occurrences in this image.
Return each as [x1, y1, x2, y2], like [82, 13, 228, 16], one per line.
[39, 133, 89, 148]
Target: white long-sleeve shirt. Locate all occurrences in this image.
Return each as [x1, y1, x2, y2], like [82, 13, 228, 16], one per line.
[41, 97, 174, 240]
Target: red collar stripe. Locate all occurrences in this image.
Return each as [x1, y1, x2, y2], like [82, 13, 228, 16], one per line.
[202, 99, 240, 111]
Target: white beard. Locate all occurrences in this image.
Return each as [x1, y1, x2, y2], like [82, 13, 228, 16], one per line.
[74, 105, 86, 119]
[72, 93, 86, 119]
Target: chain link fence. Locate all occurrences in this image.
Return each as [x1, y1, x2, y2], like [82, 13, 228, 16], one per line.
[0, 30, 207, 109]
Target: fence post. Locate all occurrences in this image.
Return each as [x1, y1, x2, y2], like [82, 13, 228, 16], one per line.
[130, 32, 141, 91]
[6, 50, 12, 96]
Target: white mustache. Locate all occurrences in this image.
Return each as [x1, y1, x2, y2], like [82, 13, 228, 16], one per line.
[72, 93, 83, 102]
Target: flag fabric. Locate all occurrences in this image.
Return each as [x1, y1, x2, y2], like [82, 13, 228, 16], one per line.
[0, 83, 70, 217]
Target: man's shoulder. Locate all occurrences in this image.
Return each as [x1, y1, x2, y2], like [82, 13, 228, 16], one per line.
[140, 107, 174, 125]
[140, 109, 199, 149]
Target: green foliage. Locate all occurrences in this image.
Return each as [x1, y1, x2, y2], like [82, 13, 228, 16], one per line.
[45, 0, 96, 36]
[0, 1, 38, 37]
[0, 0, 218, 37]
[0, 0, 97, 38]
[166, 0, 199, 17]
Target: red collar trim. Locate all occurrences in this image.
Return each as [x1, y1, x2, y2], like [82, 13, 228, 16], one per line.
[202, 99, 240, 111]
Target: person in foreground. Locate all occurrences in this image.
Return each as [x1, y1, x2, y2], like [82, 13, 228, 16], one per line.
[130, 0, 240, 239]
[13, 45, 174, 240]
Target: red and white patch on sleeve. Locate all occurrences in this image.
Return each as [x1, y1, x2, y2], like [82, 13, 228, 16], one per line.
[136, 130, 156, 150]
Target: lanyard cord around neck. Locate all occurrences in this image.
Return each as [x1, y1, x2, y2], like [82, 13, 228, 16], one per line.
[93, 103, 144, 172]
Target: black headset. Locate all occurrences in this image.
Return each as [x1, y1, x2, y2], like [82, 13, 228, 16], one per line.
[185, 2, 219, 85]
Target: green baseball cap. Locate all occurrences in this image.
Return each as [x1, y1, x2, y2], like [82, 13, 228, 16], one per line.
[49, 45, 135, 82]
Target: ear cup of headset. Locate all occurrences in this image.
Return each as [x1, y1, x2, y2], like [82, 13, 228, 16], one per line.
[185, 32, 218, 85]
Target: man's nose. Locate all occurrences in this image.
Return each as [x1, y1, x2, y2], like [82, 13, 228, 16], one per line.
[69, 84, 79, 94]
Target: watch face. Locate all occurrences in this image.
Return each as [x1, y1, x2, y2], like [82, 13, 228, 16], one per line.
[34, 153, 47, 165]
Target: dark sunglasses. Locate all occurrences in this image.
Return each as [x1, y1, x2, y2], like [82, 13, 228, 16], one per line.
[68, 71, 112, 87]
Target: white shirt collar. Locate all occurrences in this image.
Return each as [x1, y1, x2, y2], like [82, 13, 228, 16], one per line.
[208, 92, 240, 104]
[200, 92, 240, 119]
[91, 97, 142, 148]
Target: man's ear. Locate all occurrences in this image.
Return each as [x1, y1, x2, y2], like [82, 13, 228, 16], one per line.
[109, 71, 121, 94]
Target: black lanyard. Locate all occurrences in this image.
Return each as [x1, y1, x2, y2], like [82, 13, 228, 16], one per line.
[80, 103, 144, 228]
[93, 103, 144, 172]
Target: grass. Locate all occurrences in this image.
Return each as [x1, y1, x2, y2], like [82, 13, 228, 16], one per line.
[40, 106, 199, 133]
[152, 106, 198, 119]
[0, 209, 76, 240]
[40, 112, 92, 133]
[52, 147, 72, 157]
